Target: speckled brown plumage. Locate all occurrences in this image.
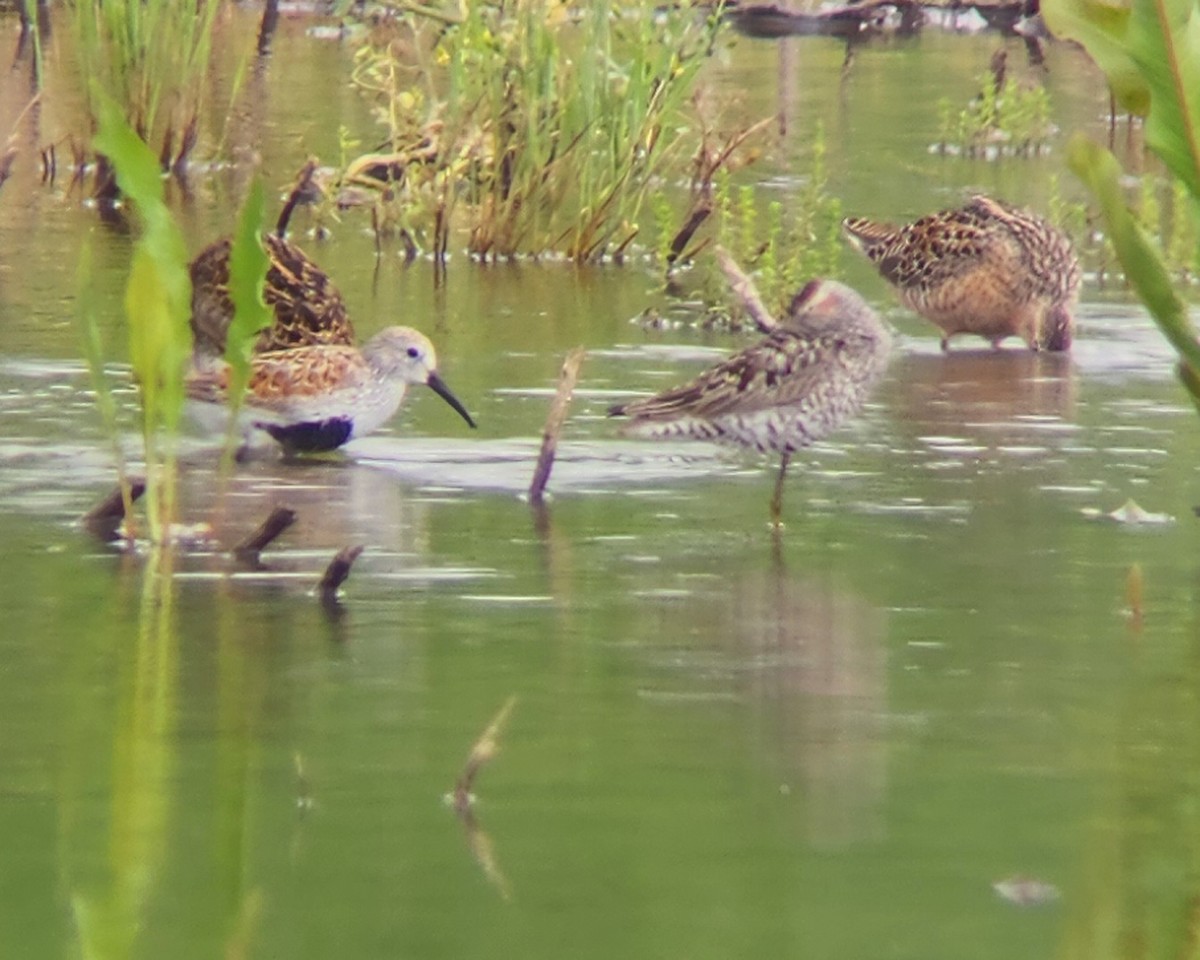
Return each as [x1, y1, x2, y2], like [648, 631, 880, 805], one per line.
[185, 326, 476, 454]
[189, 233, 356, 357]
[609, 279, 891, 523]
[843, 195, 1079, 352]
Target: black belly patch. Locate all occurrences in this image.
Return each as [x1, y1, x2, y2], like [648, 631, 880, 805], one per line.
[257, 418, 354, 453]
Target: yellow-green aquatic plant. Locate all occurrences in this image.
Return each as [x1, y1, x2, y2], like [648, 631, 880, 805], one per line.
[219, 178, 272, 471]
[1043, 0, 1200, 412]
[708, 123, 842, 322]
[70, 0, 231, 192]
[345, 0, 729, 262]
[91, 95, 191, 542]
[934, 67, 1053, 158]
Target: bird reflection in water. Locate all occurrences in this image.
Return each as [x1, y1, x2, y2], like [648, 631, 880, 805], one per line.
[728, 555, 888, 848]
[882, 349, 1076, 475]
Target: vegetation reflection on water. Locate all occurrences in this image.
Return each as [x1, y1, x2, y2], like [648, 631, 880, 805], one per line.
[0, 8, 1199, 960]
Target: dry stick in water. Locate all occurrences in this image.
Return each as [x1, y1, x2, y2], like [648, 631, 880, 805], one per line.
[529, 347, 586, 505]
[453, 695, 519, 813]
[275, 159, 319, 237]
[232, 506, 297, 564]
[318, 544, 365, 603]
[257, 0, 280, 56]
[667, 205, 711, 265]
[451, 698, 518, 900]
[81, 477, 147, 541]
[714, 245, 779, 332]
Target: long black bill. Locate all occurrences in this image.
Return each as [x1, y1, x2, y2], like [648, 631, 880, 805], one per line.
[426, 372, 477, 429]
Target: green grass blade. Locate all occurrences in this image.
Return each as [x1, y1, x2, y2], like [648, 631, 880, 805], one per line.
[219, 178, 271, 465]
[1129, 0, 1200, 197]
[76, 237, 140, 533]
[1042, 0, 1149, 113]
[1068, 134, 1200, 410]
[92, 91, 191, 540]
[225, 178, 271, 374]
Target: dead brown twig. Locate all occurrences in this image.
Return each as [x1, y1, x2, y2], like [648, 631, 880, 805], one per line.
[529, 347, 586, 505]
[714, 245, 779, 332]
[452, 695, 518, 813]
[318, 544, 365, 604]
[81, 477, 147, 541]
[232, 505, 297, 565]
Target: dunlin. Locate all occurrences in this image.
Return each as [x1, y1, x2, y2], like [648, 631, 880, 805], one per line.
[843, 195, 1079, 351]
[186, 325, 476, 454]
[609, 279, 891, 524]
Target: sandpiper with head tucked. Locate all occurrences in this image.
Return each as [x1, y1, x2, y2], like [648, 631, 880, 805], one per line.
[609, 279, 891, 525]
[186, 325, 476, 454]
[189, 232, 358, 358]
[842, 194, 1079, 352]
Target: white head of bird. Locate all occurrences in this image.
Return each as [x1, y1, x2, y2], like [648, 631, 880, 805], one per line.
[363, 326, 477, 430]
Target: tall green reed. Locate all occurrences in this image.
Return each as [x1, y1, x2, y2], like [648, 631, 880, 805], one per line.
[90, 94, 191, 545]
[707, 124, 843, 322]
[70, 0, 226, 189]
[346, 1, 727, 261]
[220, 179, 271, 471]
[1044, 0, 1200, 411]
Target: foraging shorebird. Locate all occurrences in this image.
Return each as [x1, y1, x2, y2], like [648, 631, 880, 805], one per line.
[609, 279, 891, 525]
[186, 232, 473, 453]
[189, 232, 356, 358]
[185, 325, 477, 454]
[842, 195, 1079, 351]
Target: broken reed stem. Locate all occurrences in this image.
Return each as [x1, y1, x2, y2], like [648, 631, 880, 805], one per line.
[453, 695, 518, 813]
[529, 347, 586, 505]
[232, 505, 297, 564]
[667, 205, 710, 265]
[257, 0, 280, 56]
[318, 544, 364, 602]
[81, 476, 147, 541]
[275, 158, 319, 237]
[715, 245, 778, 332]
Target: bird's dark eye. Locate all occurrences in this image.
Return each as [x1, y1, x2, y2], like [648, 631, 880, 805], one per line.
[406, 346, 420, 359]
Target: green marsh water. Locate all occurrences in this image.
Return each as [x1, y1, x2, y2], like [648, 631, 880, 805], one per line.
[0, 11, 1198, 958]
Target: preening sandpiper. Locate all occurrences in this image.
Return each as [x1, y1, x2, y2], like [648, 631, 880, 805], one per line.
[609, 278, 892, 525]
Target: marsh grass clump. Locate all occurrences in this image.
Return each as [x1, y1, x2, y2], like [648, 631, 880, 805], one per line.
[340, 1, 733, 262]
[699, 124, 843, 328]
[1048, 0, 1200, 414]
[68, 0, 236, 198]
[1131, 177, 1200, 283]
[1062, 170, 1200, 291]
[934, 57, 1054, 160]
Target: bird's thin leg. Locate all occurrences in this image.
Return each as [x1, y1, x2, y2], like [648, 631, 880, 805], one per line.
[770, 452, 791, 527]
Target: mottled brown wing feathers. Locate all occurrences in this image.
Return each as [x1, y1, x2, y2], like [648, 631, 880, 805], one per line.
[246, 345, 368, 400]
[261, 235, 356, 351]
[188, 233, 357, 358]
[618, 331, 851, 421]
[188, 238, 235, 356]
[185, 345, 370, 408]
[842, 217, 897, 250]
